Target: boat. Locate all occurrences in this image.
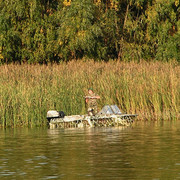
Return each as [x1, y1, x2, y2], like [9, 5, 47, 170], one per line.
[47, 105, 138, 128]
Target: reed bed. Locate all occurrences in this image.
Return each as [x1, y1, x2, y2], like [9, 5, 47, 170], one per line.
[0, 61, 179, 127]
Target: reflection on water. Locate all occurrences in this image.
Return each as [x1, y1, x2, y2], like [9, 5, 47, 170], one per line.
[0, 121, 180, 179]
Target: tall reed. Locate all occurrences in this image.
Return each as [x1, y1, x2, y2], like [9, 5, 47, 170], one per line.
[0, 61, 179, 127]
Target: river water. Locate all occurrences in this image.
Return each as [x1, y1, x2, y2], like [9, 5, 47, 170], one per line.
[0, 121, 180, 180]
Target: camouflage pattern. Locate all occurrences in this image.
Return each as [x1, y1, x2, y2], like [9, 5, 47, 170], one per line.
[86, 93, 98, 116]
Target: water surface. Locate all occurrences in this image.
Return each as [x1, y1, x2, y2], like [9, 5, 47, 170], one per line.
[0, 121, 180, 179]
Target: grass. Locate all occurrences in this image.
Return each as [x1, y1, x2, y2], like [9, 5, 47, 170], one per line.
[0, 60, 179, 127]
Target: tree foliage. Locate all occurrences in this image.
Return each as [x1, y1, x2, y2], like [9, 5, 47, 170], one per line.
[0, 0, 179, 63]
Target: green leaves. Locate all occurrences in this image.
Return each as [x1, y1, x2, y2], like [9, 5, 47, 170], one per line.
[0, 0, 179, 63]
[146, 0, 180, 61]
[57, 0, 102, 60]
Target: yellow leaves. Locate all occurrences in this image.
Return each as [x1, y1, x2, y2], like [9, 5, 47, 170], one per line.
[0, 49, 3, 60]
[169, 25, 176, 36]
[40, 28, 43, 33]
[59, 41, 63, 45]
[110, 0, 118, 11]
[77, 30, 85, 38]
[63, 0, 71, 6]
[94, 0, 101, 6]
[94, 0, 118, 10]
[175, 0, 179, 6]
[64, 27, 71, 36]
[146, 5, 157, 22]
[135, 1, 143, 9]
[156, 0, 178, 7]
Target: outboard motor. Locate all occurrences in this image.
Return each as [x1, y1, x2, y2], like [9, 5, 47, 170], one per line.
[58, 111, 65, 118]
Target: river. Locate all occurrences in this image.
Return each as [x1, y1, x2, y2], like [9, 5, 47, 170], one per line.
[0, 121, 180, 179]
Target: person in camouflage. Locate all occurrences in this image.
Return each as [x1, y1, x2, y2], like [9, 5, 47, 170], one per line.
[85, 88, 100, 116]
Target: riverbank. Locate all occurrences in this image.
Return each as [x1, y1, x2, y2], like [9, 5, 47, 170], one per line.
[0, 61, 179, 127]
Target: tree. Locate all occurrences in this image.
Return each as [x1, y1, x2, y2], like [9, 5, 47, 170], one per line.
[57, 0, 102, 60]
[0, 0, 179, 63]
[146, 0, 180, 61]
[0, 0, 60, 63]
[0, 0, 25, 62]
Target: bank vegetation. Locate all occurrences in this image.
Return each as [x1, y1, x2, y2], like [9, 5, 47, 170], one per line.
[0, 0, 179, 63]
[0, 61, 179, 127]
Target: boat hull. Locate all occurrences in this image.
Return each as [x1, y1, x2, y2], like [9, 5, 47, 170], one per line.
[48, 114, 137, 129]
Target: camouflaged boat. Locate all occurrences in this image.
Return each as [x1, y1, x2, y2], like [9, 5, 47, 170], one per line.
[47, 105, 138, 128]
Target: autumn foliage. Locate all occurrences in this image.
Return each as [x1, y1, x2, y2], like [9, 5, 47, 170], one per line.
[0, 0, 179, 63]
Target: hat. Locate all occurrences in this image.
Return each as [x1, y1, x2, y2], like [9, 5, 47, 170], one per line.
[88, 88, 93, 91]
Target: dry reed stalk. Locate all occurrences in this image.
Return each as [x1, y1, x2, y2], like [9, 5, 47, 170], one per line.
[0, 60, 179, 127]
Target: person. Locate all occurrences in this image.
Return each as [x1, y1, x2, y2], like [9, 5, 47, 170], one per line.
[85, 88, 100, 116]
